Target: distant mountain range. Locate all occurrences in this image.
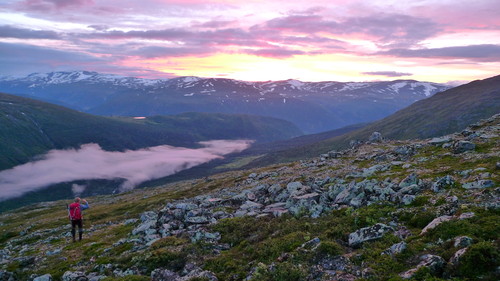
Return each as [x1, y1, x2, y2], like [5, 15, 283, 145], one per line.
[250, 74, 500, 165]
[0, 71, 450, 133]
[0, 92, 302, 171]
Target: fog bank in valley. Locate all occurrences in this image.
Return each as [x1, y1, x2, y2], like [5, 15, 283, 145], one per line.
[0, 140, 251, 200]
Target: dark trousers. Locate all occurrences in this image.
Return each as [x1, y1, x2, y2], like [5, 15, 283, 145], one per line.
[71, 219, 83, 241]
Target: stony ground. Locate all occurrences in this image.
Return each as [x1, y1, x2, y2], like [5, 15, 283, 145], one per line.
[1, 114, 499, 281]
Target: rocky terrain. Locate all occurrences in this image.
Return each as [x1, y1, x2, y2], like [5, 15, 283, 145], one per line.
[0, 114, 498, 280]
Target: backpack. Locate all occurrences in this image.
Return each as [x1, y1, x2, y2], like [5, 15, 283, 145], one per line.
[68, 202, 82, 220]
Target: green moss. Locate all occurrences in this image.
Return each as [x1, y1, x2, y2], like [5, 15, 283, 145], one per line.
[139, 248, 187, 273]
[249, 262, 306, 281]
[410, 196, 430, 207]
[398, 209, 436, 229]
[316, 241, 343, 257]
[151, 236, 189, 249]
[457, 241, 499, 278]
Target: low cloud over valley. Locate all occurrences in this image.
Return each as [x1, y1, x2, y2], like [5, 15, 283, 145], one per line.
[0, 140, 251, 200]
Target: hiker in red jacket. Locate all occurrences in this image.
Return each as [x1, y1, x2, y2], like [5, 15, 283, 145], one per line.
[68, 197, 90, 242]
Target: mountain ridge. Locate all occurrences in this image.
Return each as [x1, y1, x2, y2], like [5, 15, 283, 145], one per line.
[0, 71, 451, 133]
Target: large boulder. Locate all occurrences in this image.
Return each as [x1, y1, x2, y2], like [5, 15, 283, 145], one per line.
[369, 132, 384, 143]
[420, 215, 453, 235]
[348, 223, 393, 247]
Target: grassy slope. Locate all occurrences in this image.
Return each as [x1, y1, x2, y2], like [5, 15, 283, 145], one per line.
[0, 118, 498, 281]
[250, 75, 500, 166]
[0, 92, 302, 170]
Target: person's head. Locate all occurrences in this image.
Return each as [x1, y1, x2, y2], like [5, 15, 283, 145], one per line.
[74, 197, 81, 203]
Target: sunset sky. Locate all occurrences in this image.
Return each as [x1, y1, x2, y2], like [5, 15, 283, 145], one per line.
[0, 0, 499, 82]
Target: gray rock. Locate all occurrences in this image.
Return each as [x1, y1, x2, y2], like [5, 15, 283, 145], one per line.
[301, 237, 321, 250]
[382, 241, 407, 256]
[185, 216, 210, 224]
[123, 219, 139, 225]
[454, 236, 473, 248]
[33, 274, 53, 281]
[239, 201, 263, 210]
[0, 271, 15, 281]
[449, 247, 468, 266]
[286, 182, 303, 193]
[400, 254, 445, 279]
[369, 132, 383, 143]
[399, 173, 419, 188]
[132, 220, 156, 235]
[462, 180, 494, 189]
[453, 141, 476, 153]
[348, 223, 394, 247]
[140, 211, 158, 222]
[62, 271, 88, 281]
[429, 136, 452, 145]
[401, 195, 415, 205]
[151, 268, 179, 281]
[328, 150, 342, 158]
[420, 215, 453, 235]
[432, 175, 455, 192]
[458, 212, 475, 220]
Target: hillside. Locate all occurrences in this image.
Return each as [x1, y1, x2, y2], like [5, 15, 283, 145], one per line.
[250, 74, 500, 166]
[0, 92, 302, 171]
[0, 71, 450, 133]
[0, 113, 498, 281]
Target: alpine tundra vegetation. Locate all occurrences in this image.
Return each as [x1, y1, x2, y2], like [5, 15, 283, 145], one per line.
[1, 113, 498, 281]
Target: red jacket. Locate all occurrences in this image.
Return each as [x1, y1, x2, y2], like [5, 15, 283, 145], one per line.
[68, 202, 89, 220]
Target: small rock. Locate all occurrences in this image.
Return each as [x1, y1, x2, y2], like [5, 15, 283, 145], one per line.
[401, 194, 415, 205]
[62, 271, 88, 281]
[432, 175, 455, 192]
[449, 247, 468, 266]
[453, 141, 476, 153]
[348, 223, 393, 247]
[400, 254, 445, 279]
[382, 241, 407, 256]
[429, 136, 452, 145]
[301, 237, 321, 250]
[462, 180, 494, 189]
[458, 212, 475, 220]
[454, 236, 473, 248]
[420, 215, 453, 235]
[33, 274, 53, 281]
[369, 132, 384, 143]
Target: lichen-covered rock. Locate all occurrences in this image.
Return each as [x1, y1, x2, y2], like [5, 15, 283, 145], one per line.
[400, 254, 445, 279]
[454, 236, 473, 248]
[432, 175, 455, 192]
[449, 247, 468, 266]
[382, 241, 407, 256]
[62, 271, 89, 281]
[348, 223, 393, 247]
[462, 180, 494, 189]
[33, 274, 52, 281]
[369, 132, 383, 143]
[0, 270, 15, 281]
[453, 141, 476, 153]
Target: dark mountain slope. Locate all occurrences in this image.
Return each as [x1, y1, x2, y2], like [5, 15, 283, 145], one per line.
[0, 93, 302, 170]
[250, 74, 500, 165]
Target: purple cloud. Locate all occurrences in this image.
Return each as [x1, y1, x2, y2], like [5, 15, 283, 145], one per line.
[361, 71, 412, 77]
[263, 13, 441, 48]
[244, 48, 305, 58]
[0, 25, 60, 39]
[379, 44, 500, 61]
[131, 46, 214, 58]
[18, 0, 94, 11]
